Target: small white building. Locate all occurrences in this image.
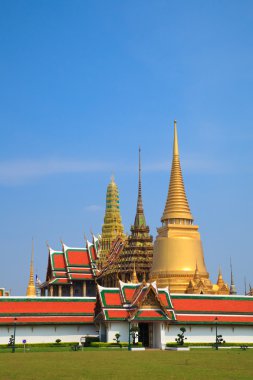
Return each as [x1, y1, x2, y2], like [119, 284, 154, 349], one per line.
[95, 281, 253, 348]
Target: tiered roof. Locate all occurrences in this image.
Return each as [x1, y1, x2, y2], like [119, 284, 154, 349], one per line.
[95, 280, 176, 322]
[0, 297, 96, 325]
[45, 235, 99, 285]
[0, 291, 252, 326]
[171, 294, 253, 325]
[95, 281, 253, 325]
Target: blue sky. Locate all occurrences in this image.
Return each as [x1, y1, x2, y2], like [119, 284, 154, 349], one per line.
[1, 1, 253, 295]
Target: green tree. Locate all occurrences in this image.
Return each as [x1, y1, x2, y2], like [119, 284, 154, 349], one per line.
[175, 327, 187, 346]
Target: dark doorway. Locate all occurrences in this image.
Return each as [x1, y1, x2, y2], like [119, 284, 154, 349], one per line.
[139, 323, 150, 347]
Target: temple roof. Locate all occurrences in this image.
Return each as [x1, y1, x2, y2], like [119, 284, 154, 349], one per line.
[96, 282, 253, 325]
[162, 121, 193, 222]
[44, 235, 99, 285]
[171, 294, 253, 324]
[0, 293, 253, 326]
[0, 297, 96, 325]
[95, 281, 176, 322]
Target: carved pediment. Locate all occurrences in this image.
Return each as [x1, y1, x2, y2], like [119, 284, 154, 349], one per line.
[141, 288, 161, 309]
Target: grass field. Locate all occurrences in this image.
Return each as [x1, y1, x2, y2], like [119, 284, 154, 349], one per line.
[0, 350, 252, 380]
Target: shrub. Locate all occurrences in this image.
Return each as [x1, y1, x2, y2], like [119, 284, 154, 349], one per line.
[113, 333, 121, 344]
[90, 342, 143, 348]
[175, 327, 187, 346]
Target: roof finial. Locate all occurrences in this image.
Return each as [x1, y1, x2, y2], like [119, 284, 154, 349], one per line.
[217, 266, 225, 287]
[173, 120, 179, 156]
[134, 147, 146, 227]
[230, 258, 237, 295]
[193, 261, 200, 281]
[131, 260, 138, 284]
[26, 238, 36, 297]
[137, 146, 143, 212]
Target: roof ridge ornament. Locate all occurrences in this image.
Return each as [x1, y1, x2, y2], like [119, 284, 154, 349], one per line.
[26, 238, 36, 297]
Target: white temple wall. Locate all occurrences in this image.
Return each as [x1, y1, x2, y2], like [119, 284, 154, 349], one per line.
[0, 324, 96, 344]
[153, 323, 162, 348]
[106, 322, 129, 343]
[1, 322, 253, 345]
[163, 324, 253, 344]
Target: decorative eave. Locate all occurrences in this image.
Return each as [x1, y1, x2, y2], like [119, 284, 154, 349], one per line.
[96, 282, 176, 322]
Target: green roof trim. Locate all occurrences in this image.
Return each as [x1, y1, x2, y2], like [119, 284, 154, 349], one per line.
[171, 295, 253, 302]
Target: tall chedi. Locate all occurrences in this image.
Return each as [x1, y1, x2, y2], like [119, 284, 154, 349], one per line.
[116, 148, 153, 282]
[99, 176, 125, 266]
[150, 121, 212, 293]
[26, 239, 36, 297]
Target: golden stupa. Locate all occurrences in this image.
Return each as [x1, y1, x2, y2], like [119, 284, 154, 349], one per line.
[150, 121, 213, 293]
[26, 239, 36, 297]
[99, 176, 126, 265]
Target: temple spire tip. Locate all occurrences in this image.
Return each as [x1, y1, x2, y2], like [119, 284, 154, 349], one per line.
[173, 119, 179, 156]
[26, 238, 36, 297]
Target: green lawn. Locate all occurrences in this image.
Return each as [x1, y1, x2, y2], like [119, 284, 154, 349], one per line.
[0, 350, 252, 380]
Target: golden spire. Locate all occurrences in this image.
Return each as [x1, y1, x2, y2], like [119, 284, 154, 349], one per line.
[230, 259, 237, 295]
[193, 262, 200, 281]
[161, 120, 193, 223]
[26, 239, 36, 297]
[217, 266, 225, 287]
[134, 147, 146, 227]
[131, 261, 139, 284]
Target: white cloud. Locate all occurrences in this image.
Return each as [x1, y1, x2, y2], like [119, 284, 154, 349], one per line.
[85, 205, 102, 212]
[0, 154, 231, 186]
[0, 159, 113, 185]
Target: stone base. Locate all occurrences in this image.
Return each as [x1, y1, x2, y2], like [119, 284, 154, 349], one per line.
[130, 347, 145, 351]
[165, 347, 190, 351]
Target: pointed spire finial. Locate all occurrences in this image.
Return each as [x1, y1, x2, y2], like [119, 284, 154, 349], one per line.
[217, 266, 225, 287]
[26, 238, 36, 297]
[137, 146, 143, 212]
[193, 261, 200, 281]
[131, 260, 139, 284]
[230, 258, 237, 295]
[161, 120, 193, 222]
[173, 120, 179, 156]
[134, 147, 146, 227]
